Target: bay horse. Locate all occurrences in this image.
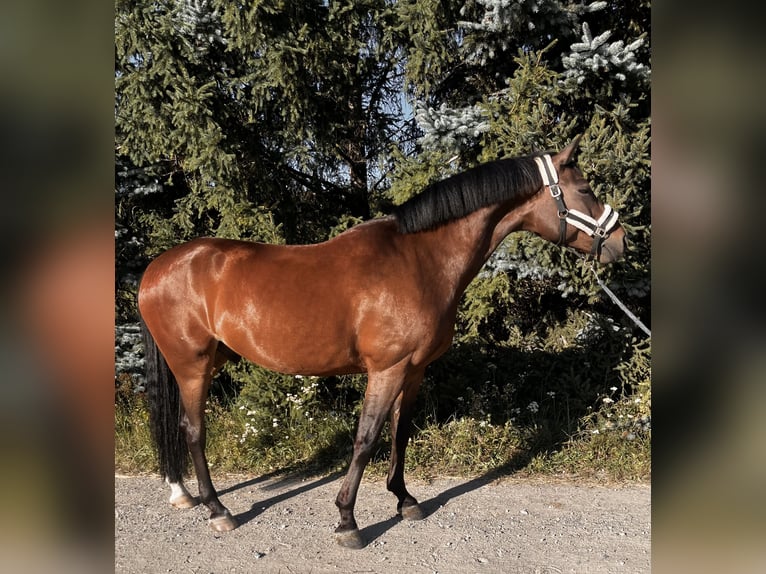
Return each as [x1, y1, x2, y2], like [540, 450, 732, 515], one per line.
[137, 136, 625, 549]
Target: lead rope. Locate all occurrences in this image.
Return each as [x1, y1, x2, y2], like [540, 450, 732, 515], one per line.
[533, 154, 645, 334]
[587, 261, 651, 338]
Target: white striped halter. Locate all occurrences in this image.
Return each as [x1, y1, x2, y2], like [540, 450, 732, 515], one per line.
[534, 154, 620, 257]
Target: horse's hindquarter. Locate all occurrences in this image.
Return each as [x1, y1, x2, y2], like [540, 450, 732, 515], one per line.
[197, 239, 355, 375]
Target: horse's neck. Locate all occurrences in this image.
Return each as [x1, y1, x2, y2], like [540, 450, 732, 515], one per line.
[419, 203, 525, 295]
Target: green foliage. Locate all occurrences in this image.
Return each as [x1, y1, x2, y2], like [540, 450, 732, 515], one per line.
[528, 343, 651, 481]
[395, 0, 462, 98]
[116, 1, 650, 481]
[457, 272, 514, 342]
[115, 374, 156, 472]
[387, 147, 460, 205]
[402, 418, 528, 477]
[115, 0, 416, 257]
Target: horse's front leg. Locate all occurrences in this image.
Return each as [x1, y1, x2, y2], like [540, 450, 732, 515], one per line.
[387, 373, 425, 521]
[335, 366, 406, 549]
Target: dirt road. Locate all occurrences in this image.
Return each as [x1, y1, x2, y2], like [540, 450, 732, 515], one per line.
[115, 473, 650, 573]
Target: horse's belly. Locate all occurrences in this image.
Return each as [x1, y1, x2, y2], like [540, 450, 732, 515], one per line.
[218, 314, 364, 377]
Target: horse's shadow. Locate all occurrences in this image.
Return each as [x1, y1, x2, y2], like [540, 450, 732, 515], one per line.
[225, 470, 344, 526]
[358, 448, 539, 545]
[223, 446, 539, 546]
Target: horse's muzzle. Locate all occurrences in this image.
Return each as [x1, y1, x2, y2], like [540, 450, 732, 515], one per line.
[598, 231, 627, 264]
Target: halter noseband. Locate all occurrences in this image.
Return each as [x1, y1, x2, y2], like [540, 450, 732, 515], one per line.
[533, 154, 620, 257]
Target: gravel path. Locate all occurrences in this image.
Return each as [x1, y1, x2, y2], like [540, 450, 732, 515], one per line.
[115, 473, 650, 573]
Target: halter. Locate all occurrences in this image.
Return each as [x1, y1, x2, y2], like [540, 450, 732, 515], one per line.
[533, 154, 620, 257]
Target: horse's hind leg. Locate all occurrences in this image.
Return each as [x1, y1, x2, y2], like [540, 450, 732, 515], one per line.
[172, 347, 237, 531]
[177, 393, 237, 531]
[387, 372, 425, 521]
[167, 477, 197, 508]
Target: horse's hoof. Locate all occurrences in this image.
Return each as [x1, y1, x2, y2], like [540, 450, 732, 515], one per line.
[400, 503, 425, 521]
[209, 511, 238, 532]
[335, 528, 366, 549]
[169, 493, 199, 509]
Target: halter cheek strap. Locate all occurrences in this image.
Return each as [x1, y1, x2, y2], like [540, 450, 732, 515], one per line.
[533, 154, 620, 257]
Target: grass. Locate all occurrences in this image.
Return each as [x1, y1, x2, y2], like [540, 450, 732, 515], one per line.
[114, 378, 650, 482]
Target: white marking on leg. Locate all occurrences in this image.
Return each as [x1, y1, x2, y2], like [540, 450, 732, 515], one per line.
[166, 478, 197, 508]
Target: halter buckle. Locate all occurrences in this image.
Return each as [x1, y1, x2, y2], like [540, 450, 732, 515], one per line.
[549, 184, 562, 199]
[594, 226, 608, 238]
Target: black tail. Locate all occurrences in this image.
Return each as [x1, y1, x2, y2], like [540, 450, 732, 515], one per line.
[141, 317, 188, 482]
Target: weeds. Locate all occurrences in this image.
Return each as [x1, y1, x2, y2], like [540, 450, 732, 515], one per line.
[115, 389, 649, 480]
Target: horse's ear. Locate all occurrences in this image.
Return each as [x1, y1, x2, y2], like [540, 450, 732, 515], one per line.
[557, 134, 582, 164]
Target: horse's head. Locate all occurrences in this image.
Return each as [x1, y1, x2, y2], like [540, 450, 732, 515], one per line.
[530, 135, 626, 263]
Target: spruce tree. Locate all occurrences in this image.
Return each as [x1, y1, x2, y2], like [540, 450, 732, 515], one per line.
[116, 0, 415, 248]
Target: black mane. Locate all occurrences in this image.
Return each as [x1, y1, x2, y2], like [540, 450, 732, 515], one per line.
[392, 156, 542, 234]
